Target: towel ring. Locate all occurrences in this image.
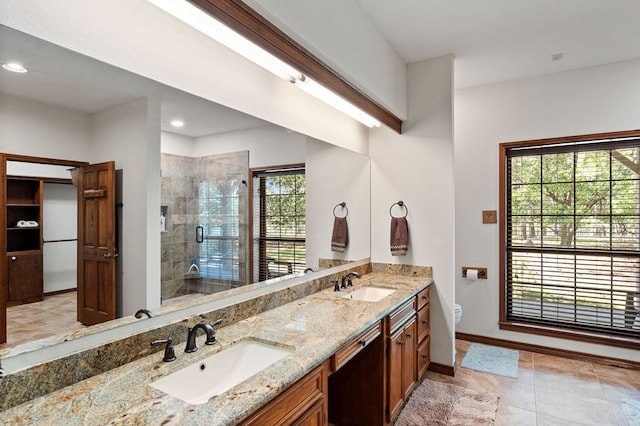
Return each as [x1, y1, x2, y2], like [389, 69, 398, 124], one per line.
[389, 200, 408, 218]
[333, 202, 348, 218]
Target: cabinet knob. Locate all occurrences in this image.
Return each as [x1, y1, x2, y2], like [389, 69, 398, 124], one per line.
[397, 341, 404, 345]
[11, 256, 16, 261]
[358, 340, 366, 347]
[406, 333, 412, 338]
[422, 320, 428, 325]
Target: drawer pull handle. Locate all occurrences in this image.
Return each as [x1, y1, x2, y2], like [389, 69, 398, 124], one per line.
[422, 354, 429, 360]
[422, 320, 428, 325]
[358, 340, 366, 347]
[421, 296, 427, 300]
[398, 341, 404, 345]
[406, 333, 412, 338]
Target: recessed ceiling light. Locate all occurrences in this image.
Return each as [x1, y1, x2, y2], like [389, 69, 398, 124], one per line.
[2, 62, 28, 73]
[170, 119, 185, 128]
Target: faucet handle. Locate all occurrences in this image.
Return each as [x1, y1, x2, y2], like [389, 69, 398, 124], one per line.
[151, 338, 176, 362]
[331, 279, 340, 291]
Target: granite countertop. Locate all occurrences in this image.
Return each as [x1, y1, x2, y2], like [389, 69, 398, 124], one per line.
[0, 273, 431, 425]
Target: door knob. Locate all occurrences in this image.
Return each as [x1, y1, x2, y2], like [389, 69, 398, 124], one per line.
[103, 253, 112, 258]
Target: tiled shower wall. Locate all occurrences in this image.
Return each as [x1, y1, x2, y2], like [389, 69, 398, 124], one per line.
[160, 151, 248, 301]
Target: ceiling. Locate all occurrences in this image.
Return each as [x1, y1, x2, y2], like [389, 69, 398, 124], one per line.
[353, 0, 640, 88]
[2, 1, 639, 134]
[0, 25, 268, 138]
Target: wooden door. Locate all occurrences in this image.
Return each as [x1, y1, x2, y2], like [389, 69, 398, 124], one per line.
[76, 162, 116, 326]
[0, 154, 5, 343]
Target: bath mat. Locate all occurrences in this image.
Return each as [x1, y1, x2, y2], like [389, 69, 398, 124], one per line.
[395, 378, 499, 426]
[461, 343, 519, 378]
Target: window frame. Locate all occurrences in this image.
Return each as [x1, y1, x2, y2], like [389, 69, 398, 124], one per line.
[499, 129, 640, 350]
[249, 163, 306, 282]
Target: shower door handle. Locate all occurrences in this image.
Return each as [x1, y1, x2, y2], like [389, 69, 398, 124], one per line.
[196, 226, 204, 243]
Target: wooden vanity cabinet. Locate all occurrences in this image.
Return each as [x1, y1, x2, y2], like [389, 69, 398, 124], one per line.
[241, 361, 329, 426]
[385, 299, 417, 422]
[416, 287, 431, 379]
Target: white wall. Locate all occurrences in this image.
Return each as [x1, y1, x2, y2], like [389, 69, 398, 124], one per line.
[194, 125, 306, 167]
[243, 0, 407, 118]
[42, 183, 77, 293]
[370, 55, 455, 367]
[0, 93, 91, 160]
[455, 58, 640, 362]
[91, 98, 162, 315]
[161, 132, 194, 157]
[306, 137, 371, 268]
[0, 0, 369, 155]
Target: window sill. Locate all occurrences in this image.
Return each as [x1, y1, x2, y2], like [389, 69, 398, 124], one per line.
[499, 321, 640, 350]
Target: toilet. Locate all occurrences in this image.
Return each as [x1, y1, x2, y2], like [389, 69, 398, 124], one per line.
[454, 303, 463, 324]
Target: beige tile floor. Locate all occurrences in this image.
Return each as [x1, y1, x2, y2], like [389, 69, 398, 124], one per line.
[2, 292, 85, 349]
[425, 340, 640, 426]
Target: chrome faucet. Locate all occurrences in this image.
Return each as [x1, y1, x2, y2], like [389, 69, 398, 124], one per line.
[341, 272, 361, 289]
[185, 319, 223, 353]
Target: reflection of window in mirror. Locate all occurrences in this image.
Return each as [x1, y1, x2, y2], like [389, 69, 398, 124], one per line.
[251, 165, 306, 282]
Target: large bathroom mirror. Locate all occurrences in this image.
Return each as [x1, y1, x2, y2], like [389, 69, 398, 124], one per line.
[0, 23, 371, 360]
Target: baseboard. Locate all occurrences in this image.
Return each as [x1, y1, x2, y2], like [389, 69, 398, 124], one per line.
[44, 288, 77, 297]
[456, 332, 640, 370]
[427, 361, 455, 377]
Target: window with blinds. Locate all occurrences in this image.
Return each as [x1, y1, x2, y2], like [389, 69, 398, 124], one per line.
[252, 166, 306, 282]
[501, 133, 640, 341]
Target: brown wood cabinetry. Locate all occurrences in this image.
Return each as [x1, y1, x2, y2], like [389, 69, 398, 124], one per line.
[5, 178, 43, 305]
[241, 362, 329, 426]
[416, 286, 431, 379]
[386, 298, 417, 422]
[7, 252, 43, 303]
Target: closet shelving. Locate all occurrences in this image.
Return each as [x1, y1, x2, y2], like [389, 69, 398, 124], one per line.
[5, 177, 44, 305]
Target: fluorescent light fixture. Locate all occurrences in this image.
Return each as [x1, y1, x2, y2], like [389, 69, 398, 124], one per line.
[147, 0, 382, 128]
[294, 76, 381, 128]
[170, 119, 185, 128]
[147, 0, 302, 81]
[2, 62, 27, 73]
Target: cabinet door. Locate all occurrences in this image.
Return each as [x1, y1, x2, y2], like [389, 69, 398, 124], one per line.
[7, 252, 43, 303]
[401, 319, 417, 401]
[293, 400, 324, 426]
[387, 328, 404, 421]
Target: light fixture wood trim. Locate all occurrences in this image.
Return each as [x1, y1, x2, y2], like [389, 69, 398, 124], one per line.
[187, 0, 403, 133]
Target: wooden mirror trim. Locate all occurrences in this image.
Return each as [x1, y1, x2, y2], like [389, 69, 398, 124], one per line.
[187, 0, 404, 133]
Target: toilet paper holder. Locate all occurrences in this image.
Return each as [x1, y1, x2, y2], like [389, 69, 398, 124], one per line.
[462, 266, 487, 279]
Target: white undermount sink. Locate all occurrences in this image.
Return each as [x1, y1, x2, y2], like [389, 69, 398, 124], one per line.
[341, 286, 396, 302]
[150, 339, 292, 405]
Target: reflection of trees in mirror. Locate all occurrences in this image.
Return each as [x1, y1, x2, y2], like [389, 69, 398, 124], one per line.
[254, 169, 306, 281]
[507, 142, 640, 336]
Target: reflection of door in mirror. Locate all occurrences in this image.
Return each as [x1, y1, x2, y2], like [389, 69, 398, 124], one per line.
[77, 161, 117, 326]
[0, 155, 117, 345]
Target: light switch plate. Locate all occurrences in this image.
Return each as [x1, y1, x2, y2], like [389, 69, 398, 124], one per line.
[482, 210, 497, 224]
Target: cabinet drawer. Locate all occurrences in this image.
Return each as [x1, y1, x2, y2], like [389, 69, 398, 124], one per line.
[417, 303, 430, 343]
[241, 363, 326, 426]
[332, 322, 381, 371]
[416, 286, 430, 310]
[387, 299, 416, 335]
[417, 335, 430, 379]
